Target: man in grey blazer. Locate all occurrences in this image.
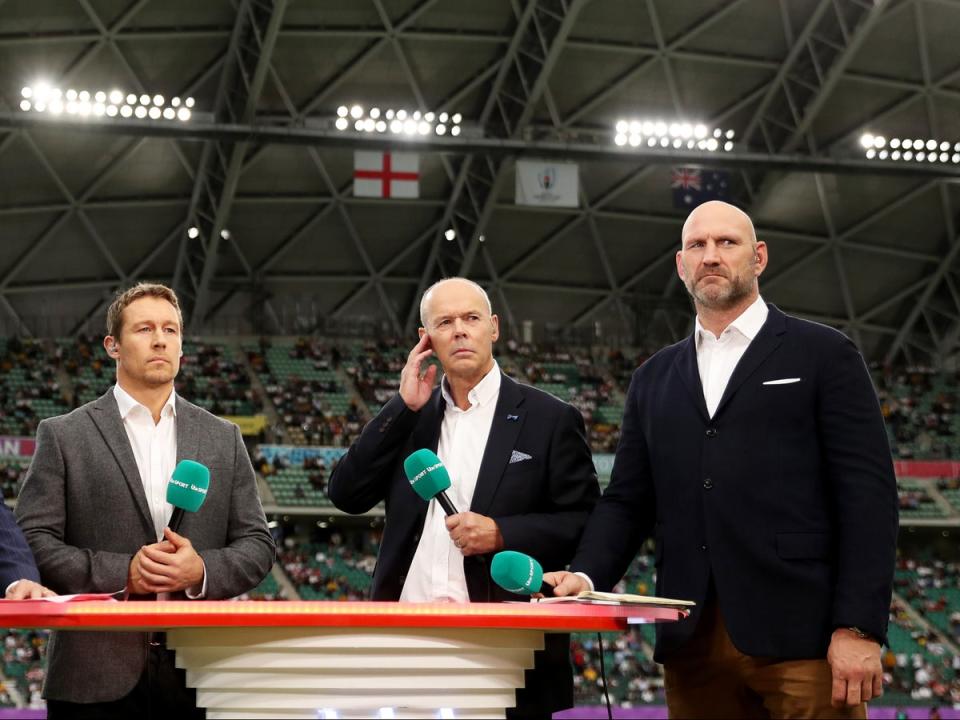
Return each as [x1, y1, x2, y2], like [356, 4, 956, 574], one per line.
[16, 283, 275, 718]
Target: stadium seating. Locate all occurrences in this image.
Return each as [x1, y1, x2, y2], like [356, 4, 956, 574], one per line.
[0, 338, 69, 437]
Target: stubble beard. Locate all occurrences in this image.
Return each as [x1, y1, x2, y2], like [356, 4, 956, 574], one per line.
[686, 272, 754, 311]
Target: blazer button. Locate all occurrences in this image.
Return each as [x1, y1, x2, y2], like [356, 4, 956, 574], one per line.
[703, 478, 713, 490]
[705, 428, 718, 438]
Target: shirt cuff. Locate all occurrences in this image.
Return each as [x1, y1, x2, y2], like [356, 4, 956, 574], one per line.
[573, 572, 595, 592]
[184, 560, 208, 599]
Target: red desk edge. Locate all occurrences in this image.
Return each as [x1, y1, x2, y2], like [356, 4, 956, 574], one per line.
[0, 600, 689, 632]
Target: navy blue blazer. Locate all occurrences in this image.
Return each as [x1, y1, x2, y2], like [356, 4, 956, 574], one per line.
[0, 502, 40, 591]
[570, 304, 898, 662]
[328, 373, 600, 602]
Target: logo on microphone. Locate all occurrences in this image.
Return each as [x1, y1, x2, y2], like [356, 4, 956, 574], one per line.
[169, 477, 209, 495]
[410, 462, 442, 485]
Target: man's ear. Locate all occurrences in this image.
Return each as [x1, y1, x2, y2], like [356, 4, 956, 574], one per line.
[104, 336, 119, 358]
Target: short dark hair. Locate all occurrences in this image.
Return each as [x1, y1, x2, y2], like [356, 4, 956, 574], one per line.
[105, 283, 183, 339]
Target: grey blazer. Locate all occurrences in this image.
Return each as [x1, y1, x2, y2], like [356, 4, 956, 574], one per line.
[16, 388, 276, 703]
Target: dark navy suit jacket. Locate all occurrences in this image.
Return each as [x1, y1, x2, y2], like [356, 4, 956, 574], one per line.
[0, 502, 40, 591]
[328, 372, 600, 602]
[570, 304, 899, 662]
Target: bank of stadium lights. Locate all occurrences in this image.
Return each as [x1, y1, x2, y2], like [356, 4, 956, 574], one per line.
[860, 133, 960, 164]
[613, 120, 735, 152]
[19, 83, 194, 121]
[335, 105, 462, 137]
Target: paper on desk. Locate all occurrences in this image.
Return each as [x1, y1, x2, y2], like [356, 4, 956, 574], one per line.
[6, 592, 121, 603]
[533, 590, 695, 608]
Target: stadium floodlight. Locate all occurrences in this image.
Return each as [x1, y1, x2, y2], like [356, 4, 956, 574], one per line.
[220, 229, 231, 240]
[862, 133, 960, 165]
[444, 228, 456, 241]
[614, 118, 736, 152]
[187, 227, 200, 239]
[20, 82, 194, 122]
[185, 97, 195, 108]
[177, 108, 191, 121]
[334, 105, 462, 138]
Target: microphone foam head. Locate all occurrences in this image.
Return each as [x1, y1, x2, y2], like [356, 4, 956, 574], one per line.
[167, 459, 210, 512]
[403, 449, 451, 502]
[490, 550, 544, 595]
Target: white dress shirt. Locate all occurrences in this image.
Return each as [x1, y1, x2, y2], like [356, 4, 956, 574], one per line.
[695, 295, 769, 418]
[114, 384, 205, 598]
[399, 361, 501, 603]
[114, 384, 177, 541]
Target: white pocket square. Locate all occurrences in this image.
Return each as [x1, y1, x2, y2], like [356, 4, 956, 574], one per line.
[509, 450, 533, 464]
[763, 377, 802, 385]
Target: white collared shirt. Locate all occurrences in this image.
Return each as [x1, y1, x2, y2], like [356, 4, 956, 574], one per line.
[695, 295, 769, 418]
[399, 361, 502, 603]
[113, 384, 206, 598]
[113, 384, 177, 541]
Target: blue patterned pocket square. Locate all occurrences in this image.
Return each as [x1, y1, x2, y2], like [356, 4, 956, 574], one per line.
[509, 450, 533, 464]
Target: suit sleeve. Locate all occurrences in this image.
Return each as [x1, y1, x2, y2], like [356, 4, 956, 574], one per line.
[0, 502, 40, 590]
[818, 336, 898, 644]
[494, 402, 601, 570]
[16, 420, 133, 593]
[197, 424, 276, 599]
[568, 370, 657, 590]
[327, 394, 421, 514]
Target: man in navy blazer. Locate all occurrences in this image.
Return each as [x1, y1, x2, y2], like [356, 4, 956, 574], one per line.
[547, 201, 898, 719]
[328, 277, 599, 719]
[0, 503, 52, 599]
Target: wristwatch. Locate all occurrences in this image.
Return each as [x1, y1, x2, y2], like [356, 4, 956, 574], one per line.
[845, 626, 876, 642]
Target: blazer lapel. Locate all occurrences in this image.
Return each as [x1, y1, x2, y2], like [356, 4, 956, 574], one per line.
[88, 388, 153, 533]
[672, 335, 710, 423]
[175, 396, 200, 465]
[470, 375, 525, 516]
[713, 304, 787, 418]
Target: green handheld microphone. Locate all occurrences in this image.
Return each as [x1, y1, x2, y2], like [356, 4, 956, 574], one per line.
[490, 550, 554, 596]
[403, 449, 458, 516]
[166, 459, 210, 533]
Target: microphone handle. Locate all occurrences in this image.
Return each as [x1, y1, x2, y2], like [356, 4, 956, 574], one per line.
[538, 580, 557, 598]
[435, 491, 459, 517]
[169, 507, 185, 534]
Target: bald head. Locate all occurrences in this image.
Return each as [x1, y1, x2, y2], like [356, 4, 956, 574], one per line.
[420, 277, 492, 328]
[681, 201, 757, 249]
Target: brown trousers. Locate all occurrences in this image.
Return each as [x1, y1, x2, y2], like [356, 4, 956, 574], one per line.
[663, 602, 868, 719]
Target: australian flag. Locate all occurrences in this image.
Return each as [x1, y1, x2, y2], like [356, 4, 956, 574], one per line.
[672, 167, 730, 208]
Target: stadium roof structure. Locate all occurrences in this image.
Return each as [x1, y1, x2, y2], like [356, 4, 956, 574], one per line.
[0, 0, 959, 364]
